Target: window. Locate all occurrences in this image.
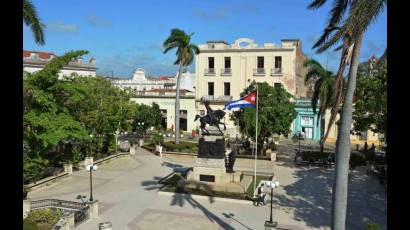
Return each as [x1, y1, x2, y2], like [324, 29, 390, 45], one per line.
[224, 57, 231, 68]
[224, 83, 230, 96]
[257, 56, 264, 68]
[208, 57, 214, 69]
[274, 83, 282, 88]
[275, 56, 282, 69]
[208, 82, 214, 96]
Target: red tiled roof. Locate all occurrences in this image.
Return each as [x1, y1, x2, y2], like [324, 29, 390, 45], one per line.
[159, 76, 169, 80]
[23, 51, 30, 58]
[23, 50, 55, 59]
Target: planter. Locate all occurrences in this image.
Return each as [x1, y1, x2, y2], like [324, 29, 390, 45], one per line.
[119, 141, 131, 152]
[63, 163, 73, 175]
[266, 149, 277, 162]
[84, 157, 93, 168]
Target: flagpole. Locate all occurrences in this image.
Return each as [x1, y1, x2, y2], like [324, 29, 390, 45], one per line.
[254, 84, 258, 196]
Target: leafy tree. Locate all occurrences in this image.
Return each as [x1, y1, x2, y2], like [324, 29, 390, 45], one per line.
[308, 0, 386, 229]
[23, 0, 45, 45]
[353, 62, 387, 142]
[163, 28, 200, 144]
[231, 81, 296, 154]
[304, 59, 336, 153]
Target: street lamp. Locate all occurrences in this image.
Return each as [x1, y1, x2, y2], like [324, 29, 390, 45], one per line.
[86, 164, 98, 201]
[264, 180, 280, 229]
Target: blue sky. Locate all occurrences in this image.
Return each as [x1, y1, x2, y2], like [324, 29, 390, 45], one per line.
[23, 0, 387, 78]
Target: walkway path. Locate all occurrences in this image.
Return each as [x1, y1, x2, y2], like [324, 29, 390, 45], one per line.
[28, 144, 386, 230]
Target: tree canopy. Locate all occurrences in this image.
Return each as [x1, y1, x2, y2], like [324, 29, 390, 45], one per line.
[353, 59, 387, 139]
[23, 50, 161, 184]
[231, 81, 296, 151]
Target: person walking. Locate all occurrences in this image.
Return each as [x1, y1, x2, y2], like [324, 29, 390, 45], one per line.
[255, 183, 265, 206]
[158, 144, 163, 158]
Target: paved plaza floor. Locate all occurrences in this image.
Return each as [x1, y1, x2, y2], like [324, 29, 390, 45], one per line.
[28, 142, 386, 230]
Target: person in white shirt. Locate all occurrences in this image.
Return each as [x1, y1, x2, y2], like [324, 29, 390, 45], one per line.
[158, 145, 163, 158]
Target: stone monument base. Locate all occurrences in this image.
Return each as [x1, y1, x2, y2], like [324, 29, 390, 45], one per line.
[186, 158, 245, 193]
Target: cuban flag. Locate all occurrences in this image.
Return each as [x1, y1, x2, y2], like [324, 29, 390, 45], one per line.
[224, 91, 257, 111]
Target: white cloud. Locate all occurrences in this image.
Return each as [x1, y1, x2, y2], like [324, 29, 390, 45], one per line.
[84, 14, 112, 28]
[47, 21, 78, 33]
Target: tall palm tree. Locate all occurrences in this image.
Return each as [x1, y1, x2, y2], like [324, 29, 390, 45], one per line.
[308, 1, 386, 229]
[304, 59, 336, 154]
[163, 28, 200, 144]
[23, 0, 45, 45]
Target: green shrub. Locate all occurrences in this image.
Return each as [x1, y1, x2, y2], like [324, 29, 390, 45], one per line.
[163, 141, 197, 152]
[365, 222, 381, 230]
[23, 219, 39, 230]
[26, 208, 62, 226]
[191, 146, 199, 153]
[71, 146, 84, 164]
[151, 131, 164, 145]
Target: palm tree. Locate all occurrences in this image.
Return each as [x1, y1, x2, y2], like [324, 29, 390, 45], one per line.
[23, 0, 45, 45]
[308, 0, 386, 229]
[163, 28, 200, 144]
[304, 59, 336, 154]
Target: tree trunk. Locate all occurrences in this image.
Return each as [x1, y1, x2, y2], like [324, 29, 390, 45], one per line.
[320, 117, 325, 154]
[331, 33, 363, 230]
[174, 65, 183, 144]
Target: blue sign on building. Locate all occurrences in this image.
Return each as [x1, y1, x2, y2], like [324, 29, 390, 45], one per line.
[292, 99, 321, 141]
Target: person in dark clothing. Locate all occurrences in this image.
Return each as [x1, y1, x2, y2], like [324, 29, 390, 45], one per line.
[255, 184, 265, 206]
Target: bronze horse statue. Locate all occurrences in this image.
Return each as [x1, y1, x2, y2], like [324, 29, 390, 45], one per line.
[194, 101, 226, 136]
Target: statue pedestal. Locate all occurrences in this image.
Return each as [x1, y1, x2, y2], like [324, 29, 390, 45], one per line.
[186, 135, 244, 193]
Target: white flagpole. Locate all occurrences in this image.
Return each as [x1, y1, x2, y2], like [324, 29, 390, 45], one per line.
[253, 84, 258, 196]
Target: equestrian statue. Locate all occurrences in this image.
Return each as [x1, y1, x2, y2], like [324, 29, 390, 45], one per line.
[194, 100, 226, 136]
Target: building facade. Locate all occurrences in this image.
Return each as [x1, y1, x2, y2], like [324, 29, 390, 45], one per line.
[195, 38, 309, 136]
[111, 68, 176, 91]
[292, 99, 321, 141]
[23, 50, 97, 78]
[130, 89, 197, 132]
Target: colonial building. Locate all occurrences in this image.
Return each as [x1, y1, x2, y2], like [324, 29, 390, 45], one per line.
[130, 89, 197, 132]
[111, 68, 176, 91]
[195, 38, 309, 136]
[23, 50, 97, 78]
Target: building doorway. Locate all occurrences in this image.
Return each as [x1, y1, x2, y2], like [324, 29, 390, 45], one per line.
[161, 109, 167, 129]
[180, 110, 187, 131]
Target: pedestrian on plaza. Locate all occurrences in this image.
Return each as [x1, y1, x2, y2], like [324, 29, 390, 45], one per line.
[158, 144, 163, 158]
[364, 142, 368, 152]
[255, 183, 265, 206]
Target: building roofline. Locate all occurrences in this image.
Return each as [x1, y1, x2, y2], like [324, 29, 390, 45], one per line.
[206, 40, 229, 45]
[199, 48, 294, 53]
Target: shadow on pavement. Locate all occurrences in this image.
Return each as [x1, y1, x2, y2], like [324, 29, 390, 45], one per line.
[141, 176, 234, 230]
[274, 166, 386, 229]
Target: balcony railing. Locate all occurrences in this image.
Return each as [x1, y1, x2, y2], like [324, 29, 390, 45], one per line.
[253, 68, 265, 76]
[221, 68, 232, 75]
[202, 95, 214, 101]
[271, 68, 283, 75]
[204, 68, 215, 75]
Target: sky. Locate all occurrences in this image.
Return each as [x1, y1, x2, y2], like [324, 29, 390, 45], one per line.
[23, 0, 387, 78]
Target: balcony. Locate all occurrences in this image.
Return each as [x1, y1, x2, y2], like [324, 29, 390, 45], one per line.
[204, 68, 215, 76]
[202, 95, 214, 101]
[221, 68, 232, 76]
[200, 95, 232, 102]
[253, 68, 265, 76]
[271, 68, 283, 76]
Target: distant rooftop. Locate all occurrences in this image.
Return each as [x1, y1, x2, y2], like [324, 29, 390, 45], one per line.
[206, 40, 228, 45]
[23, 50, 96, 69]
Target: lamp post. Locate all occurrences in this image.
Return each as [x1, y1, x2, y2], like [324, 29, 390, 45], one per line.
[86, 164, 98, 201]
[115, 130, 120, 152]
[264, 180, 279, 229]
